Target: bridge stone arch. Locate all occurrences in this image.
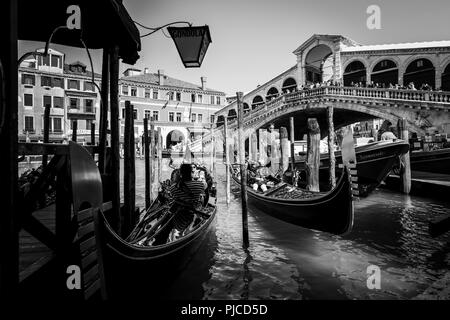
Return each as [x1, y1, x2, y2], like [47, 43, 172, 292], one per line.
[266, 86, 280, 101]
[369, 57, 400, 86]
[282, 77, 297, 93]
[403, 57, 436, 89]
[303, 43, 334, 84]
[241, 100, 425, 140]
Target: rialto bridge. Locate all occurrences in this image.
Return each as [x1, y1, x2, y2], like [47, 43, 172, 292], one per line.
[191, 34, 450, 152]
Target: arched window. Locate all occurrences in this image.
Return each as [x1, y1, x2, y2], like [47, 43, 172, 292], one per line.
[243, 103, 250, 114]
[216, 115, 225, 126]
[227, 109, 237, 120]
[441, 63, 450, 91]
[403, 58, 435, 89]
[371, 59, 398, 86]
[266, 87, 279, 101]
[282, 78, 297, 94]
[343, 60, 366, 86]
[251, 95, 264, 109]
[304, 44, 333, 84]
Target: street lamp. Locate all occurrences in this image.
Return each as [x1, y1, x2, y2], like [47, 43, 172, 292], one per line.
[167, 25, 212, 68]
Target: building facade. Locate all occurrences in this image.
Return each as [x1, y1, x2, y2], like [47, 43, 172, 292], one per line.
[118, 69, 226, 150]
[18, 48, 101, 143]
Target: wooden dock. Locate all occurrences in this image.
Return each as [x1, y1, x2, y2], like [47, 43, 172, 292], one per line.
[19, 204, 55, 282]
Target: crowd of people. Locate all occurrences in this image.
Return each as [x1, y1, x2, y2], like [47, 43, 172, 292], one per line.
[294, 80, 442, 92]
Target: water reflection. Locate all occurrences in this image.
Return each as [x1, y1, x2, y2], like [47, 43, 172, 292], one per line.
[127, 160, 450, 300]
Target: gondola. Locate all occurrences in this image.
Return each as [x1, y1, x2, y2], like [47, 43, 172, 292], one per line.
[294, 139, 410, 196]
[68, 142, 217, 299]
[231, 164, 354, 235]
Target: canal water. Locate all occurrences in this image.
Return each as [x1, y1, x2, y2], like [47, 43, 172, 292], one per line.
[128, 158, 450, 300]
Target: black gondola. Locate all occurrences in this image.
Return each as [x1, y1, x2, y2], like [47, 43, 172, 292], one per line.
[231, 164, 355, 235]
[69, 142, 217, 299]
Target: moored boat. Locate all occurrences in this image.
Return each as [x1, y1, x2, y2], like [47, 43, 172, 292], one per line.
[409, 148, 450, 174]
[231, 164, 355, 235]
[294, 139, 409, 196]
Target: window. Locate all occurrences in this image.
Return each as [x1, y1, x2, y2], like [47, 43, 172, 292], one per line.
[131, 87, 137, 97]
[210, 115, 215, 123]
[191, 93, 196, 103]
[176, 112, 182, 122]
[53, 96, 64, 108]
[24, 116, 34, 132]
[144, 110, 151, 119]
[84, 81, 95, 91]
[153, 90, 159, 99]
[216, 96, 221, 105]
[133, 109, 138, 120]
[43, 95, 52, 108]
[198, 114, 203, 123]
[168, 91, 174, 100]
[71, 120, 77, 130]
[176, 92, 181, 101]
[22, 74, 35, 85]
[152, 111, 159, 121]
[86, 119, 93, 130]
[145, 88, 151, 98]
[41, 76, 52, 87]
[41, 55, 50, 66]
[122, 85, 129, 95]
[120, 125, 125, 137]
[169, 112, 174, 122]
[210, 96, 215, 104]
[191, 113, 196, 122]
[85, 99, 94, 113]
[68, 79, 80, 90]
[70, 98, 79, 109]
[24, 94, 33, 107]
[51, 55, 61, 68]
[52, 77, 63, 88]
[198, 94, 202, 103]
[121, 108, 126, 119]
[53, 117, 62, 133]
[417, 60, 424, 68]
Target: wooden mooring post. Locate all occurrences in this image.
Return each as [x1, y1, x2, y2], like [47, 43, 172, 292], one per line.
[289, 117, 296, 184]
[224, 117, 231, 205]
[237, 92, 249, 247]
[250, 131, 258, 162]
[210, 125, 215, 175]
[157, 127, 162, 183]
[71, 120, 78, 142]
[144, 117, 150, 210]
[123, 101, 136, 236]
[109, 45, 121, 234]
[98, 48, 109, 174]
[149, 118, 155, 203]
[306, 118, 320, 192]
[398, 118, 411, 194]
[0, 0, 19, 297]
[280, 127, 290, 173]
[42, 104, 50, 166]
[327, 106, 336, 189]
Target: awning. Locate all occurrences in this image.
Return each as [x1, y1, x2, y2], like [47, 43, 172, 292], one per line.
[18, 0, 141, 65]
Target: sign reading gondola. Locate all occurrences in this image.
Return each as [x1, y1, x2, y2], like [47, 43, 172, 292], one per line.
[168, 25, 212, 68]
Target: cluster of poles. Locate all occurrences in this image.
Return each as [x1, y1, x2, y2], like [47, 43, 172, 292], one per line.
[220, 92, 412, 247]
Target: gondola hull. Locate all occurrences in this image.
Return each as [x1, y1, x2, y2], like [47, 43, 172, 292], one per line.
[232, 168, 354, 235]
[100, 205, 217, 299]
[409, 148, 450, 174]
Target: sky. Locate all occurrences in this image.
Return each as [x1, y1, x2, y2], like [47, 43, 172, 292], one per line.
[18, 0, 450, 96]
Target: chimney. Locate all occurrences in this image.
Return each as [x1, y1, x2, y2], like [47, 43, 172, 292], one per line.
[201, 76, 207, 90]
[158, 69, 164, 85]
[144, 67, 149, 74]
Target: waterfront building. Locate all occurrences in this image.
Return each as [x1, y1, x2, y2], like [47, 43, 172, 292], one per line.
[18, 48, 101, 143]
[118, 69, 226, 151]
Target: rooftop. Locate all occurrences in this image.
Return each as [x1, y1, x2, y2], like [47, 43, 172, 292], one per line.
[342, 40, 450, 52]
[121, 72, 226, 95]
